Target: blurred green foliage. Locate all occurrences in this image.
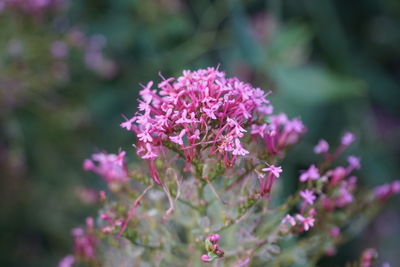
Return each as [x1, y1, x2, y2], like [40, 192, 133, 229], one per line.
[0, 0, 399, 266]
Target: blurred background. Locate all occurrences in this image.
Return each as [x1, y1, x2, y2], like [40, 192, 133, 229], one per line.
[0, 0, 399, 266]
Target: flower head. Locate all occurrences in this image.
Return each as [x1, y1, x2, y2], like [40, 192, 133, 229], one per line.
[341, 132, 355, 146]
[347, 155, 361, 170]
[123, 67, 271, 171]
[281, 214, 296, 226]
[300, 189, 317, 205]
[262, 165, 282, 178]
[83, 151, 128, 185]
[314, 139, 329, 154]
[296, 214, 315, 231]
[299, 165, 320, 182]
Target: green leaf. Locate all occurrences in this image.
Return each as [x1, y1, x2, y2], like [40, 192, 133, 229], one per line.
[271, 65, 365, 105]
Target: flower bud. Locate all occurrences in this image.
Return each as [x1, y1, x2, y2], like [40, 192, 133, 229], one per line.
[201, 254, 212, 262]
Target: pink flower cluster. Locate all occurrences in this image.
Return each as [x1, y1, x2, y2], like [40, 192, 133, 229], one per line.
[259, 165, 282, 196]
[201, 234, 224, 262]
[71, 217, 97, 262]
[251, 113, 306, 156]
[122, 67, 305, 184]
[122, 67, 275, 181]
[83, 151, 128, 186]
[281, 213, 315, 232]
[373, 180, 400, 201]
[281, 133, 363, 234]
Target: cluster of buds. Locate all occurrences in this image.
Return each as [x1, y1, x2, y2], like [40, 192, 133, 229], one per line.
[201, 234, 224, 262]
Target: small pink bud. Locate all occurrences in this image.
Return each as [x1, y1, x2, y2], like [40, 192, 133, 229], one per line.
[201, 254, 212, 262]
[208, 234, 220, 243]
[314, 139, 329, 154]
[83, 159, 94, 171]
[341, 132, 355, 146]
[329, 226, 340, 238]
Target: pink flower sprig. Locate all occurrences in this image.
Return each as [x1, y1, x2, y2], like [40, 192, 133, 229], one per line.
[70, 217, 97, 261]
[83, 150, 129, 187]
[317, 132, 357, 168]
[201, 234, 224, 263]
[299, 165, 320, 182]
[259, 165, 282, 197]
[300, 189, 316, 206]
[280, 213, 316, 233]
[373, 180, 400, 202]
[251, 113, 306, 156]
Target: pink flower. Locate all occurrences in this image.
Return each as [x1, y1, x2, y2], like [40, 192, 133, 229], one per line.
[142, 143, 158, 159]
[58, 255, 75, 267]
[335, 184, 353, 207]
[232, 138, 249, 156]
[281, 214, 296, 226]
[83, 151, 128, 184]
[201, 254, 212, 262]
[251, 123, 267, 138]
[176, 109, 193, 124]
[373, 180, 400, 201]
[169, 129, 186, 146]
[71, 219, 98, 260]
[329, 226, 341, 238]
[341, 132, 355, 146]
[262, 165, 282, 178]
[347, 155, 361, 170]
[329, 166, 347, 185]
[299, 165, 320, 182]
[296, 214, 315, 231]
[392, 180, 400, 193]
[314, 139, 329, 154]
[122, 67, 273, 176]
[208, 234, 220, 243]
[300, 189, 316, 205]
[259, 165, 282, 196]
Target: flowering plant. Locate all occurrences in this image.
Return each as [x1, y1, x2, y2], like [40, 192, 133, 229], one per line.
[60, 67, 399, 267]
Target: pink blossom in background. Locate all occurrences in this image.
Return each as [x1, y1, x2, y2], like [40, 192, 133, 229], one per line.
[58, 255, 74, 267]
[201, 254, 212, 262]
[295, 214, 315, 231]
[347, 155, 361, 171]
[70, 217, 97, 261]
[260, 165, 282, 196]
[314, 139, 329, 154]
[300, 189, 316, 205]
[329, 226, 341, 238]
[281, 214, 296, 226]
[83, 150, 128, 185]
[299, 165, 319, 182]
[335, 182, 354, 207]
[262, 165, 282, 178]
[341, 132, 355, 146]
[373, 180, 400, 201]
